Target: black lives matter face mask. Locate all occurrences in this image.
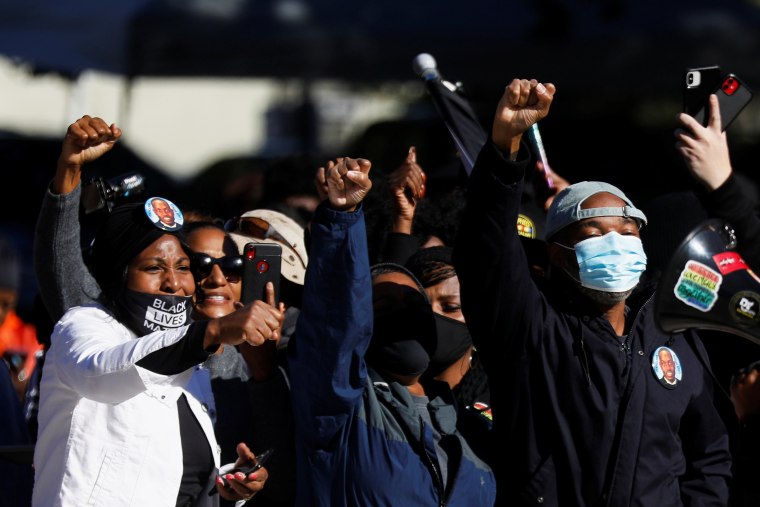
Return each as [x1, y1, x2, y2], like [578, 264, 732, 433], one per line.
[117, 288, 193, 336]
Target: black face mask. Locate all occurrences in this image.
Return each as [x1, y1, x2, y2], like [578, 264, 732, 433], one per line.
[117, 288, 193, 336]
[368, 287, 437, 378]
[428, 314, 473, 376]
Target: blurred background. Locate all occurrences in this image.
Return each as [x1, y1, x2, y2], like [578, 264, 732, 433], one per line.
[3, 0, 760, 319]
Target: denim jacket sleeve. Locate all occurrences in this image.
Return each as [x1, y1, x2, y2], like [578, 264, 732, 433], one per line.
[289, 202, 373, 451]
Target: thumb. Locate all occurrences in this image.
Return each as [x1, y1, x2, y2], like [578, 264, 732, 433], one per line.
[406, 146, 416, 164]
[265, 281, 276, 306]
[541, 82, 556, 98]
[536, 82, 556, 112]
[355, 158, 372, 174]
[345, 170, 371, 188]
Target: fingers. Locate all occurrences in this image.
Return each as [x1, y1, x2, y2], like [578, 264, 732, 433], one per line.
[277, 301, 286, 328]
[215, 443, 265, 502]
[345, 158, 373, 191]
[673, 129, 698, 150]
[65, 115, 120, 148]
[406, 145, 416, 164]
[498, 78, 555, 130]
[344, 170, 372, 190]
[326, 158, 347, 186]
[345, 157, 371, 175]
[520, 79, 538, 107]
[223, 472, 264, 499]
[236, 442, 255, 463]
[676, 111, 704, 136]
[323, 156, 373, 210]
[250, 302, 284, 343]
[315, 166, 325, 183]
[506, 79, 523, 106]
[390, 148, 425, 200]
[506, 79, 546, 108]
[314, 166, 328, 199]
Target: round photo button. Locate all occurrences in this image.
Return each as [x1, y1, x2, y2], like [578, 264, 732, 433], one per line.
[144, 197, 184, 232]
[651, 346, 682, 390]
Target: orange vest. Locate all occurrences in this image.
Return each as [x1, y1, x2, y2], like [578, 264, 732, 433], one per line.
[0, 310, 41, 380]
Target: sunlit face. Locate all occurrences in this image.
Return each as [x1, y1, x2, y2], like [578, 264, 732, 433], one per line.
[152, 199, 176, 226]
[550, 192, 642, 269]
[563, 193, 641, 245]
[186, 227, 242, 319]
[125, 235, 194, 296]
[659, 349, 675, 381]
[425, 275, 465, 323]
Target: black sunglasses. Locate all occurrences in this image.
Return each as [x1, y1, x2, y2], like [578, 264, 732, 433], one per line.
[191, 253, 244, 282]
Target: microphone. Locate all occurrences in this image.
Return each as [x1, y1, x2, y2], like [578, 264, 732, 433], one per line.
[410, 52, 483, 174]
[412, 53, 440, 81]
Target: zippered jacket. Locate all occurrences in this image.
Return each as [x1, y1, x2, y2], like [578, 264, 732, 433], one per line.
[454, 142, 732, 506]
[289, 203, 496, 507]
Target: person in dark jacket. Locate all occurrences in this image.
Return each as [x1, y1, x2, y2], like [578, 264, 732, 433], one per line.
[405, 246, 493, 463]
[676, 91, 760, 507]
[454, 77, 731, 506]
[289, 157, 496, 506]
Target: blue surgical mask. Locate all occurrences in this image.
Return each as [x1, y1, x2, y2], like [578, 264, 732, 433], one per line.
[563, 232, 647, 293]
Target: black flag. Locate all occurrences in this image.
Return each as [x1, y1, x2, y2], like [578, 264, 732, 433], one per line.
[412, 53, 551, 242]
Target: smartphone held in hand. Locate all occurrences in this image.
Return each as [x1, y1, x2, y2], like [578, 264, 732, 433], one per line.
[683, 65, 722, 126]
[218, 448, 275, 488]
[683, 66, 754, 131]
[241, 242, 282, 305]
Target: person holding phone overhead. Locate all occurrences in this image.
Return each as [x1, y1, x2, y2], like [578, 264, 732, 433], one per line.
[684, 66, 753, 132]
[677, 88, 760, 507]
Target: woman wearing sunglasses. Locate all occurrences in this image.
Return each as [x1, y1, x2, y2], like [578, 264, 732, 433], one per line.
[185, 220, 246, 319]
[184, 218, 296, 507]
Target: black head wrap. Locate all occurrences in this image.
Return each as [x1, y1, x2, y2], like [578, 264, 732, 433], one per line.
[405, 246, 456, 288]
[89, 202, 188, 296]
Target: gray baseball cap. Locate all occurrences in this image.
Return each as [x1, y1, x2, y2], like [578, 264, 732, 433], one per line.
[545, 181, 647, 240]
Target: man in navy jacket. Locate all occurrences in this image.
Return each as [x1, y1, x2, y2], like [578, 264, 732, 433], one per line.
[454, 78, 731, 506]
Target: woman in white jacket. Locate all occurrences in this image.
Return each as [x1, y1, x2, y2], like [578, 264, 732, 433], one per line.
[32, 117, 283, 507]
